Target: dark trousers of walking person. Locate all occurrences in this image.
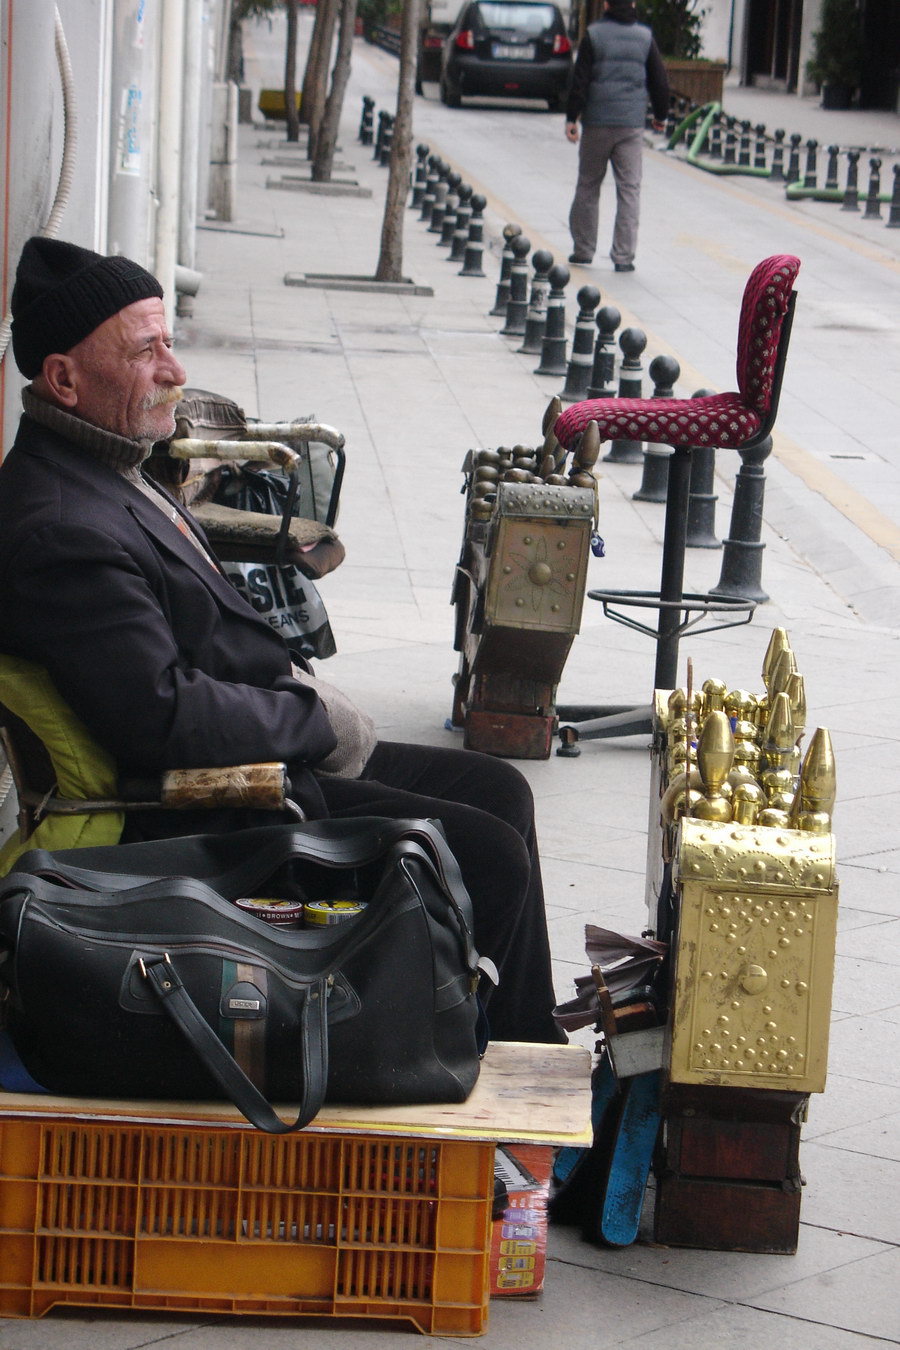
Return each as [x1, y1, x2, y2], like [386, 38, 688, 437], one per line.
[569, 125, 644, 266]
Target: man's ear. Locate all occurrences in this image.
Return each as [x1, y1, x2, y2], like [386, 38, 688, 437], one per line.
[40, 354, 79, 408]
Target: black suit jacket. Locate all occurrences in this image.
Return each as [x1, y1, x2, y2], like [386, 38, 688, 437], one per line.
[0, 416, 336, 818]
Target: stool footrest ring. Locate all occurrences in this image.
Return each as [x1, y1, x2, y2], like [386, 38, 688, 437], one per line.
[586, 588, 756, 642]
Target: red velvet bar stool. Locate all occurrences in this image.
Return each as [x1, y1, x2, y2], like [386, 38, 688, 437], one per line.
[553, 254, 800, 751]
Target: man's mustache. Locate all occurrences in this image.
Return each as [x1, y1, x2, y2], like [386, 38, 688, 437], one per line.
[142, 386, 184, 410]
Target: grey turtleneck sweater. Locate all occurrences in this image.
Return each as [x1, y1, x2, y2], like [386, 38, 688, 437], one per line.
[21, 386, 218, 566]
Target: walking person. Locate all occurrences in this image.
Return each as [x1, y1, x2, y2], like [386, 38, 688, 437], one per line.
[565, 0, 669, 272]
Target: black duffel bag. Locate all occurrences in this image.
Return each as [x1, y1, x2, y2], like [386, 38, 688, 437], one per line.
[0, 819, 486, 1133]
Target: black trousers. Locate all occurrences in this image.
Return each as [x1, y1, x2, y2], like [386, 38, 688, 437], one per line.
[315, 741, 565, 1045]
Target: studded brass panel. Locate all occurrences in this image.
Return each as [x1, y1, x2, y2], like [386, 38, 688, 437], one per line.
[484, 488, 592, 634]
[669, 820, 838, 1093]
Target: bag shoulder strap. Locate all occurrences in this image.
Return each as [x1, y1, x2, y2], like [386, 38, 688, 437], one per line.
[143, 954, 328, 1134]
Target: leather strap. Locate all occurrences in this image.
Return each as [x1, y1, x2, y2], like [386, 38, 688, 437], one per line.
[142, 954, 329, 1134]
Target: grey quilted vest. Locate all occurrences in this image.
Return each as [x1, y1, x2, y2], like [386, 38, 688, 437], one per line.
[582, 18, 653, 127]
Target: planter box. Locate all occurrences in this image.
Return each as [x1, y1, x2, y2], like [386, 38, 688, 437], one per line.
[664, 59, 726, 107]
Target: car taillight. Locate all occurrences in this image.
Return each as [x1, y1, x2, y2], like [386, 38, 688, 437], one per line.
[553, 33, 571, 54]
[455, 29, 475, 49]
[424, 33, 443, 47]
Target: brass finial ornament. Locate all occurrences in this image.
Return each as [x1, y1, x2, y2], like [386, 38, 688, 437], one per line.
[795, 727, 836, 828]
[702, 677, 727, 715]
[770, 647, 798, 699]
[542, 395, 563, 437]
[731, 780, 766, 825]
[764, 691, 795, 769]
[660, 769, 705, 823]
[668, 687, 687, 718]
[786, 671, 807, 745]
[724, 688, 758, 723]
[693, 710, 735, 822]
[762, 627, 792, 692]
[569, 420, 601, 489]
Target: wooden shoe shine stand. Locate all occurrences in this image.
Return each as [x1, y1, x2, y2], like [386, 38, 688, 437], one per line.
[644, 692, 839, 1252]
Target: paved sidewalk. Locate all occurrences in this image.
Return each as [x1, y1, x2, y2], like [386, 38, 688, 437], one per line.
[1, 21, 898, 1349]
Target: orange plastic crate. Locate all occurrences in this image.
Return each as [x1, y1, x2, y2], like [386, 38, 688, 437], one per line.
[0, 1116, 494, 1336]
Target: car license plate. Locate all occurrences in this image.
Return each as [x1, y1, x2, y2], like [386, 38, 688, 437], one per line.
[493, 42, 534, 59]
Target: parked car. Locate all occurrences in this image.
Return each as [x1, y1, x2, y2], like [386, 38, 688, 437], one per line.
[440, 0, 572, 109]
[416, 0, 460, 93]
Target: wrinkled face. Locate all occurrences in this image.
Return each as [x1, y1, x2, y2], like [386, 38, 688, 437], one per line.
[65, 297, 187, 441]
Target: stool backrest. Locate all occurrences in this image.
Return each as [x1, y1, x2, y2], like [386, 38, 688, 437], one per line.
[736, 254, 801, 417]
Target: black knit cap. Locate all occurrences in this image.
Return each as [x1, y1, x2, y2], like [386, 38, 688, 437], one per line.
[10, 237, 164, 378]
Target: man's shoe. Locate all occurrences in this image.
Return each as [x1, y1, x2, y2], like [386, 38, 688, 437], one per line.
[568, 253, 593, 264]
[614, 262, 636, 272]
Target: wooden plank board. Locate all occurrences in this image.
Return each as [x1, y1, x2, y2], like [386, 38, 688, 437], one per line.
[0, 1042, 592, 1145]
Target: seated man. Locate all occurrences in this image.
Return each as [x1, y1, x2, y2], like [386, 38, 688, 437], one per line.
[0, 236, 565, 1045]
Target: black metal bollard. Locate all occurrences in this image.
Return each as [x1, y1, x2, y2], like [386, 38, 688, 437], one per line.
[534, 264, 570, 377]
[803, 138, 818, 189]
[709, 112, 723, 159]
[709, 435, 772, 602]
[632, 355, 680, 502]
[438, 172, 461, 245]
[559, 285, 602, 403]
[420, 155, 439, 221]
[738, 120, 751, 167]
[459, 193, 487, 277]
[449, 184, 473, 260]
[500, 235, 531, 334]
[604, 328, 646, 463]
[825, 144, 840, 191]
[373, 110, 389, 162]
[842, 149, 860, 211]
[359, 95, 375, 145]
[518, 249, 554, 355]
[491, 224, 522, 315]
[685, 389, 720, 548]
[587, 305, 621, 398]
[864, 158, 882, 219]
[887, 164, 900, 228]
[786, 133, 802, 184]
[428, 170, 451, 233]
[378, 116, 394, 167]
[723, 117, 737, 165]
[753, 124, 767, 171]
[770, 129, 786, 181]
[410, 144, 429, 207]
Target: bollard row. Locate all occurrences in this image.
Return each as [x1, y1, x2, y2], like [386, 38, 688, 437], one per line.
[662, 98, 899, 226]
[362, 97, 776, 605]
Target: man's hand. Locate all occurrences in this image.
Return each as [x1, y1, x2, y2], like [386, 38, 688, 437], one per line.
[565, 121, 580, 143]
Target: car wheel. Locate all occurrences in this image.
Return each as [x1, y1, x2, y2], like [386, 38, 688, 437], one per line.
[546, 92, 563, 112]
[440, 76, 462, 108]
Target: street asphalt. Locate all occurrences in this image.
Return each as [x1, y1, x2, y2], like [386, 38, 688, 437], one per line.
[1, 14, 897, 1348]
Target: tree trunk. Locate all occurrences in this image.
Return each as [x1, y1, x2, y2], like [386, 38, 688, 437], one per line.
[227, 14, 244, 85]
[284, 0, 300, 142]
[312, 0, 359, 182]
[302, 0, 340, 159]
[375, 0, 421, 282]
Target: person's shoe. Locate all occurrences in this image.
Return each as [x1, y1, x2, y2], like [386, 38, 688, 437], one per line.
[568, 253, 593, 264]
[614, 262, 636, 272]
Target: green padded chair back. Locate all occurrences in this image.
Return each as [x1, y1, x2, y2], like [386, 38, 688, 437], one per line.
[0, 655, 124, 874]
